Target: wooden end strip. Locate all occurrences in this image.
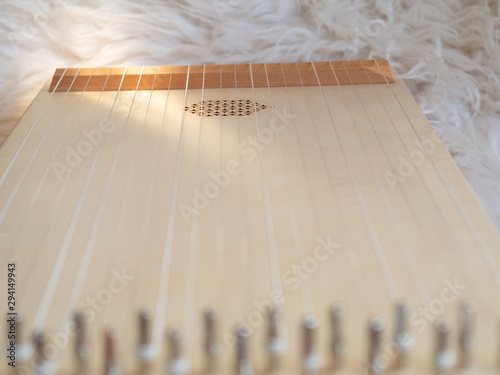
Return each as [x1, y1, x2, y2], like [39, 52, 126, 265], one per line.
[49, 60, 395, 92]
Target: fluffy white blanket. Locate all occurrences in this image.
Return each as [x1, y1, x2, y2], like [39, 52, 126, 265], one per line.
[1, 0, 499, 229]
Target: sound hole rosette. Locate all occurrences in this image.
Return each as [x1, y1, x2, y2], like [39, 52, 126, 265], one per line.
[184, 99, 270, 117]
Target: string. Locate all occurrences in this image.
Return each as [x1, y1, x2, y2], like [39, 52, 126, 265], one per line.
[262, 63, 314, 314]
[183, 65, 206, 349]
[152, 65, 192, 348]
[0, 68, 82, 226]
[248, 63, 283, 300]
[0, 68, 69, 188]
[58, 67, 152, 345]
[362, 60, 496, 288]
[323, 61, 431, 303]
[33, 67, 130, 330]
[27, 69, 96, 207]
[215, 64, 225, 306]
[277, 63, 369, 296]
[295, 62, 399, 302]
[344, 60, 492, 301]
[5, 69, 114, 310]
[288, 64, 373, 297]
[37, 64, 129, 364]
[233, 64, 252, 310]
[0, 68, 95, 264]
[141, 66, 174, 236]
[373, 60, 500, 288]
[117, 66, 160, 232]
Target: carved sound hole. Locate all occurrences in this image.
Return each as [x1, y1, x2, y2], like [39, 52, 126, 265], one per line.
[184, 99, 269, 117]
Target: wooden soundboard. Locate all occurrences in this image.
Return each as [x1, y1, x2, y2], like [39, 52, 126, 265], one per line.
[1, 60, 499, 375]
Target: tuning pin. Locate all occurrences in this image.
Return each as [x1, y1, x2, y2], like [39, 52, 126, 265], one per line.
[167, 326, 189, 375]
[393, 302, 414, 368]
[104, 326, 121, 375]
[12, 313, 32, 363]
[33, 330, 48, 367]
[74, 310, 90, 374]
[330, 303, 346, 370]
[266, 305, 287, 372]
[136, 307, 157, 363]
[12, 313, 23, 347]
[138, 308, 153, 346]
[434, 318, 455, 374]
[33, 330, 57, 375]
[367, 317, 385, 375]
[204, 307, 219, 372]
[236, 324, 252, 375]
[302, 314, 321, 374]
[458, 300, 476, 368]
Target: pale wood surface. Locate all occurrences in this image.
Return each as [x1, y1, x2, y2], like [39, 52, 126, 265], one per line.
[1, 62, 499, 375]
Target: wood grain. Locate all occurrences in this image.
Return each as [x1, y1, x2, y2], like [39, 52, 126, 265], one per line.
[0, 62, 499, 375]
[48, 60, 395, 92]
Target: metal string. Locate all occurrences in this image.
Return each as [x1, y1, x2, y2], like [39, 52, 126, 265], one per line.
[346, 60, 490, 299]
[0, 68, 95, 264]
[295, 62, 399, 302]
[233, 64, 252, 311]
[277, 63, 369, 297]
[0, 68, 69, 188]
[58, 67, 154, 346]
[33, 67, 130, 330]
[323, 61, 431, 303]
[262, 63, 314, 314]
[116, 66, 160, 232]
[6, 70, 114, 309]
[183, 65, 207, 349]
[0, 68, 82, 226]
[248, 63, 284, 300]
[215, 64, 226, 306]
[152, 65, 192, 348]
[140, 66, 174, 236]
[373, 60, 500, 287]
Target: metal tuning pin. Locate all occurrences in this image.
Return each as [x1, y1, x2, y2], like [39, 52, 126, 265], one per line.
[367, 317, 385, 375]
[434, 318, 455, 374]
[236, 324, 252, 375]
[13, 313, 32, 364]
[204, 307, 219, 372]
[330, 303, 346, 370]
[266, 305, 287, 372]
[33, 330, 57, 375]
[302, 314, 321, 375]
[104, 326, 121, 375]
[458, 300, 476, 368]
[74, 310, 90, 374]
[33, 330, 47, 369]
[393, 302, 414, 369]
[136, 307, 157, 363]
[167, 326, 189, 375]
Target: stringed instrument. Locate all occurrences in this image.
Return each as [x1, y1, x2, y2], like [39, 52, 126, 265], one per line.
[1, 60, 499, 375]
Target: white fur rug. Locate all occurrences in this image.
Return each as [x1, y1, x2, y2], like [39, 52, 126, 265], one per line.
[1, 0, 499, 229]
